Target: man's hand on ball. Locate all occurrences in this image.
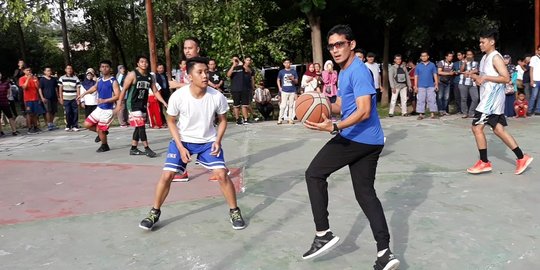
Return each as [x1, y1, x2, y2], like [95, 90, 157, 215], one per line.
[304, 114, 332, 132]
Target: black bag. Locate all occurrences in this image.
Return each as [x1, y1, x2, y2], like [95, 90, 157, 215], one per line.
[396, 66, 407, 83]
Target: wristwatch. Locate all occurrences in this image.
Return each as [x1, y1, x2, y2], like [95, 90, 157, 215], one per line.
[330, 123, 340, 135]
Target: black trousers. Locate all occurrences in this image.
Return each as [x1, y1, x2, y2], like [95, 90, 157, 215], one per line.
[305, 134, 390, 251]
[256, 102, 274, 120]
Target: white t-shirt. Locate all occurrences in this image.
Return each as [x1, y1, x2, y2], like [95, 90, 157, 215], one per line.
[167, 86, 229, 143]
[80, 83, 98, 106]
[529, 55, 540, 81]
[365, 62, 381, 88]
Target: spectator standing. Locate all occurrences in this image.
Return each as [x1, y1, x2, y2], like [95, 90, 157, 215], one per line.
[58, 64, 81, 131]
[227, 55, 250, 125]
[528, 45, 540, 115]
[208, 59, 224, 92]
[322, 60, 338, 103]
[388, 54, 411, 117]
[458, 50, 480, 118]
[8, 80, 18, 118]
[437, 52, 455, 115]
[19, 66, 44, 134]
[243, 56, 256, 121]
[452, 51, 465, 114]
[13, 59, 25, 112]
[0, 73, 18, 136]
[116, 65, 128, 127]
[365, 52, 384, 103]
[156, 63, 171, 125]
[314, 62, 323, 92]
[503, 55, 517, 117]
[38, 67, 60, 130]
[147, 73, 164, 129]
[354, 48, 366, 62]
[254, 81, 273, 121]
[276, 58, 298, 125]
[407, 59, 417, 114]
[79, 68, 98, 118]
[414, 51, 439, 119]
[522, 56, 532, 100]
[301, 64, 319, 93]
[175, 59, 188, 85]
[516, 57, 526, 93]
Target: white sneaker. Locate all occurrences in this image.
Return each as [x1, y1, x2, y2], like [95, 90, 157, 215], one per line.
[65, 127, 71, 132]
[72, 127, 80, 132]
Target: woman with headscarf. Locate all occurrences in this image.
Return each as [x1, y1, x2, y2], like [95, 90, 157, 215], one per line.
[503, 55, 517, 117]
[80, 68, 98, 118]
[301, 64, 319, 93]
[322, 60, 338, 103]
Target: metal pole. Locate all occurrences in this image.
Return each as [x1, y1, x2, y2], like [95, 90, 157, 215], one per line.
[145, 0, 158, 73]
[534, 0, 540, 50]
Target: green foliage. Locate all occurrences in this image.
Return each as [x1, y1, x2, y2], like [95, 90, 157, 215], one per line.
[169, 0, 307, 67]
[0, 0, 52, 29]
[298, 0, 326, 14]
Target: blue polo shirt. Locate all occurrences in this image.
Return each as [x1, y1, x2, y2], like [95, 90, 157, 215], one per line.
[338, 57, 384, 145]
[415, 61, 437, 88]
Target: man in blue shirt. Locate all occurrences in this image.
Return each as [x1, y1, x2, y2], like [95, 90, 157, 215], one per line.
[276, 59, 298, 124]
[414, 51, 439, 119]
[302, 25, 400, 270]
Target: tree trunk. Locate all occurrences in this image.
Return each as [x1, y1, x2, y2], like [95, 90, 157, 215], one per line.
[105, 8, 127, 67]
[381, 24, 390, 107]
[163, 16, 172, 79]
[58, 0, 71, 65]
[145, 0, 158, 73]
[15, 22, 27, 61]
[307, 13, 323, 65]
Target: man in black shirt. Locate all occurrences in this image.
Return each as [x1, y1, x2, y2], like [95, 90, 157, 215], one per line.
[227, 55, 250, 125]
[38, 67, 60, 130]
[208, 59, 224, 92]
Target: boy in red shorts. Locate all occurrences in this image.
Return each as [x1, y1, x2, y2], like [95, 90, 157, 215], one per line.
[513, 92, 528, 118]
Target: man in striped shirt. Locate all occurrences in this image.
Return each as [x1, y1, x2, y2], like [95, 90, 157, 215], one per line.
[58, 64, 81, 131]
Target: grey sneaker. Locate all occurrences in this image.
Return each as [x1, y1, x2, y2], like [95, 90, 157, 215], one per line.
[139, 208, 161, 230]
[229, 208, 246, 230]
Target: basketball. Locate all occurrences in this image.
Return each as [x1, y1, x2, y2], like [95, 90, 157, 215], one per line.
[295, 92, 332, 123]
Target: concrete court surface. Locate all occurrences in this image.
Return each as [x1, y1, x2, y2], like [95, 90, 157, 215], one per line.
[0, 114, 539, 270]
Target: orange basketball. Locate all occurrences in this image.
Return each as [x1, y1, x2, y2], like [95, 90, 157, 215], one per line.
[295, 92, 332, 123]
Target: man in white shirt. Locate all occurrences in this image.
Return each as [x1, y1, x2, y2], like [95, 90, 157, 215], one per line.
[365, 52, 384, 103]
[139, 57, 246, 231]
[527, 45, 540, 115]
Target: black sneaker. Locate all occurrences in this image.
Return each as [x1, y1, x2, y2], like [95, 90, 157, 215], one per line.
[12, 131, 19, 136]
[33, 127, 42, 133]
[27, 128, 36, 134]
[302, 231, 340, 259]
[95, 131, 108, 143]
[236, 118, 243, 125]
[145, 148, 157, 158]
[130, 148, 145, 155]
[139, 208, 161, 230]
[373, 249, 400, 270]
[243, 119, 252, 125]
[0, 131, 4, 137]
[229, 208, 246, 230]
[388, 114, 394, 117]
[96, 144, 110, 153]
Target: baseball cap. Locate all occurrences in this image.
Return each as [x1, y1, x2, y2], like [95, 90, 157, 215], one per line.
[86, 68, 96, 75]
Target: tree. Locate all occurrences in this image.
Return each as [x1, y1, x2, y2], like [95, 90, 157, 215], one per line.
[168, 0, 306, 66]
[58, 0, 71, 65]
[299, 0, 326, 65]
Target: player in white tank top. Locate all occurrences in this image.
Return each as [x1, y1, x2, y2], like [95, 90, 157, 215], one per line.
[467, 29, 533, 176]
[476, 50, 506, 115]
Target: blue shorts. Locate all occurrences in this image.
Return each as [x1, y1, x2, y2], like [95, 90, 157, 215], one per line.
[25, 101, 45, 115]
[163, 140, 226, 173]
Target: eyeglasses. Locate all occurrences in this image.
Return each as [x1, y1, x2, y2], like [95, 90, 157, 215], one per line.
[327, 41, 350, 51]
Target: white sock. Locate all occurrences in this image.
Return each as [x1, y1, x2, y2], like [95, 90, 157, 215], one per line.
[316, 229, 330, 237]
[377, 248, 388, 257]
